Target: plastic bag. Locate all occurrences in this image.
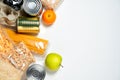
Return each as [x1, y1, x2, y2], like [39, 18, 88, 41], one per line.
[0, 25, 35, 71]
[9, 42, 35, 71]
[41, 0, 64, 10]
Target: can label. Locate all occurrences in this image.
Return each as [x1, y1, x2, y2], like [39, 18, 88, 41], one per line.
[17, 17, 40, 34]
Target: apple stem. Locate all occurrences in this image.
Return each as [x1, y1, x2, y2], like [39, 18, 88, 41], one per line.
[60, 64, 64, 68]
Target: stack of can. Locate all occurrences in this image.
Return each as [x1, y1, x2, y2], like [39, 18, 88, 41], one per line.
[4, 0, 43, 34]
[16, 0, 43, 34]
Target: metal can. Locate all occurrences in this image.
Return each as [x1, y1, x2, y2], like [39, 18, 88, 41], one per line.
[23, 0, 43, 16]
[3, 0, 23, 11]
[26, 64, 46, 80]
[16, 17, 40, 34]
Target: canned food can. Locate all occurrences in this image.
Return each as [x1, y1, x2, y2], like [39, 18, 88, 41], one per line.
[26, 64, 46, 80]
[23, 0, 43, 16]
[17, 17, 40, 34]
[3, 0, 23, 11]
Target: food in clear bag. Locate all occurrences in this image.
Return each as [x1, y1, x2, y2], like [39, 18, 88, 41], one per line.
[9, 42, 35, 71]
[41, 0, 64, 10]
[0, 26, 15, 58]
[0, 25, 35, 80]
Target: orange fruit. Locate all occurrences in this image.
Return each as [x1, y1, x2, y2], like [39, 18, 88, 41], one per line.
[42, 10, 56, 25]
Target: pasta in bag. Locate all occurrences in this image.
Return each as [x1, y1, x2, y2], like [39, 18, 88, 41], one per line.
[5, 28, 48, 55]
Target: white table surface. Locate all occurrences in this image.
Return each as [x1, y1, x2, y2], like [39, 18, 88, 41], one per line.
[36, 0, 120, 80]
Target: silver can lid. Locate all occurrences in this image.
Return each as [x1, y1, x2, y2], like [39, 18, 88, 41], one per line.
[23, 0, 43, 16]
[26, 64, 46, 80]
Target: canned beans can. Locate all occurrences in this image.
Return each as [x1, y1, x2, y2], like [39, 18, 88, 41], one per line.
[17, 17, 40, 34]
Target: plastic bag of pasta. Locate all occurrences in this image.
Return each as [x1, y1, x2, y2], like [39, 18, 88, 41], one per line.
[5, 28, 48, 55]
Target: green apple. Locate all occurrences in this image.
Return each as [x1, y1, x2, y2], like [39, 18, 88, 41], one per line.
[45, 53, 62, 71]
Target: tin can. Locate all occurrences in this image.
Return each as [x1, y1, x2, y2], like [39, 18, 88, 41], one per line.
[3, 0, 23, 11]
[26, 64, 46, 80]
[17, 17, 40, 34]
[23, 0, 43, 16]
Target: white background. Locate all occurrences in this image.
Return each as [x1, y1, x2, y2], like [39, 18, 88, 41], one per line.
[37, 0, 120, 80]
